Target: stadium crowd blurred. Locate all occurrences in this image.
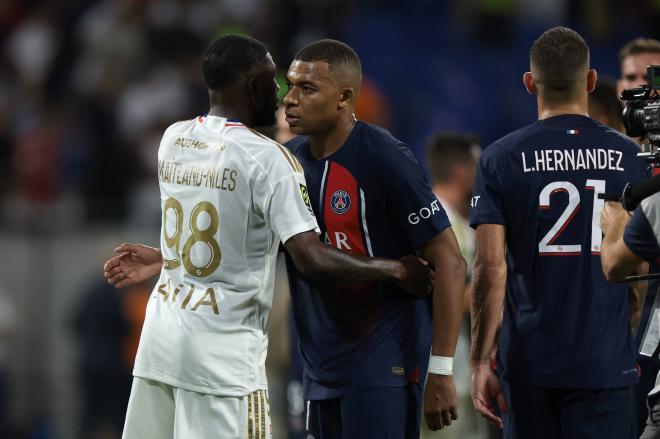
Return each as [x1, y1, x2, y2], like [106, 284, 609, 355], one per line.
[1, 0, 660, 438]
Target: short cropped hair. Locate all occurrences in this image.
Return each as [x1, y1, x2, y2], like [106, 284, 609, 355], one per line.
[530, 26, 589, 92]
[619, 38, 660, 64]
[426, 133, 480, 183]
[202, 35, 269, 90]
[294, 39, 361, 73]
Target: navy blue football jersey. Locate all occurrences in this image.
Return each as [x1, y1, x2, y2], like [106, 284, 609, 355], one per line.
[285, 121, 450, 400]
[470, 114, 647, 389]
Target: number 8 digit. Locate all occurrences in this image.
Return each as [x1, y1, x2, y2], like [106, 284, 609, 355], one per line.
[182, 201, 221, 277]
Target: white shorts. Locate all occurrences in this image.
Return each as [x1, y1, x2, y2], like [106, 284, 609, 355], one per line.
[122, 377, 272, 439]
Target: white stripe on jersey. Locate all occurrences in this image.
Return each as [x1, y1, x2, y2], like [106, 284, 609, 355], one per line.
[319, 161, 329, 214]
[360, 189, 374, 256]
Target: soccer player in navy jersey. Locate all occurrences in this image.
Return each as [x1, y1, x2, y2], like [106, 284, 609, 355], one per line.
[282, 40, 466, 437]
[469, 26, 648, 438]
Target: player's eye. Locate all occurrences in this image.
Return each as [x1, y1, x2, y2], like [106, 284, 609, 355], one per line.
[286, 81, 293, 90]
[625, 74, 637, 82]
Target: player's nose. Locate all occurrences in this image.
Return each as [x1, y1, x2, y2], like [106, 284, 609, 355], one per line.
[283, 89, 297, 106]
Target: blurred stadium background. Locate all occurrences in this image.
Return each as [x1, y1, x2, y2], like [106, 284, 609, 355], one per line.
[0, 0, 658, 438]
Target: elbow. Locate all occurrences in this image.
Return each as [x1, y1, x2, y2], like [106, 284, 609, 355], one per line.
[293, 250, 323, 278]
[473, 258, 506, 280]
[600, 247, 627, 283]
[602, 260, 625, 283]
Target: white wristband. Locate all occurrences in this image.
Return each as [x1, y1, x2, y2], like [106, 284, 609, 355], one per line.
[428, 355, 453, 375]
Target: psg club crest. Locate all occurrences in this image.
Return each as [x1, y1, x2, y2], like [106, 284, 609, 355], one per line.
[331, 190, 351, 214]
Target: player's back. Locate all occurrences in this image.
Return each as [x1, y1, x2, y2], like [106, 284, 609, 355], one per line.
[471, 114, 647, 389]
[133, 115, 317, 397]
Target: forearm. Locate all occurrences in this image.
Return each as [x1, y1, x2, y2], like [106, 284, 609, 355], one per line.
[297, 242, 402, 283]
[470, 261, 507, 366]
[628, 262, 648, 333]
[430, 253, 466, 357]
[601, 220, 631, 282]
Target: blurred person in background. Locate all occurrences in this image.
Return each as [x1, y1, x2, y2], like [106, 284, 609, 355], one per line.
[617, 38, 660, 104]
[423, 133, 487, 439]
[0, 292, 15, 435]
[616, 37, 660, 436]
[73, 280, 132, 439]
[470, 26, 647, 438]
[588, 78, 625, 133]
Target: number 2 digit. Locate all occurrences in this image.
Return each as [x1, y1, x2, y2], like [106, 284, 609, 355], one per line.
[538, 179, 605, 256]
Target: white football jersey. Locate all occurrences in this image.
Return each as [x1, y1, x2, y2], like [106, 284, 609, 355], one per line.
[133, 115, 318, 397]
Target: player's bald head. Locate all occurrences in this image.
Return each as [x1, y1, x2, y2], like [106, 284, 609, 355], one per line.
[293, 39, 362, 92]
[529, 27, 590, 99]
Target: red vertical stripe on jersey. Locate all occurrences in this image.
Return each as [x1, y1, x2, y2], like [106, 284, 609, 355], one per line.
[323, 161, 367, 255]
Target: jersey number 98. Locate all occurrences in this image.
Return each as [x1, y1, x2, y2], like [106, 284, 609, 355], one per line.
[162, 197, 221, 277]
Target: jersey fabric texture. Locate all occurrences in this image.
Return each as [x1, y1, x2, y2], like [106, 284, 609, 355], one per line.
[500, 378, 635, 439]
[625, 192, 660, 264]
[132, 115, 319, 397]
[285, 121, 451, 400]
[470, 114, 647, 389]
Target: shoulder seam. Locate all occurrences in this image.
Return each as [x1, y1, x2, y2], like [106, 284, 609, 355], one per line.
[247, 127, 303, 173]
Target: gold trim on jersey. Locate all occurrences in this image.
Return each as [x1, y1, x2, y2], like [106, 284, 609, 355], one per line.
[248, 128, 303, 173]
[248, 392, 254, 439]
[260, 390, 266, 439]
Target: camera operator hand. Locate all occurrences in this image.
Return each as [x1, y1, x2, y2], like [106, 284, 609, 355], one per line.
[600, 202, 631, 236]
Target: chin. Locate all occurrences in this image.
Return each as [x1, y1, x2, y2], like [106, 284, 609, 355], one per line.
[288, 125, 307, 135]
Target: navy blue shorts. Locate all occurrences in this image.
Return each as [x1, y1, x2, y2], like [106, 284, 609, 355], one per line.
[306, 385, 422, 439]
[501, 379, 636, 439]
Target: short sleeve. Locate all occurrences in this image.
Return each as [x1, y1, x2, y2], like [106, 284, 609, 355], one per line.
[385, 146, 450, 250]
[262, 171, 320, 244]
[624, 206, 660, 263]
[469, 148, 506, 228]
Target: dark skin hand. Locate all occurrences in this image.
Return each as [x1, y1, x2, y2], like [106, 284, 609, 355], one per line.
[420, 228, 466, 430]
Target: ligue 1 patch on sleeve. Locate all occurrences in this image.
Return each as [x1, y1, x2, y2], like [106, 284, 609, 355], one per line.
[299, 184, 314, 214]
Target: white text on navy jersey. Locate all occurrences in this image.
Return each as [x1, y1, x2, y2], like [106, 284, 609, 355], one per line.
[521, 148, 624, 173]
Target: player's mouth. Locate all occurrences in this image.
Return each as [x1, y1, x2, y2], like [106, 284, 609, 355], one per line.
[285, 112, 300, 125]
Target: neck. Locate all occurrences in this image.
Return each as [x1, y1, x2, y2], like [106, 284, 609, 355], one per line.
[433, 185, 469, 219]
[537, 95, 589, 120]
[207, 87, 252, 126]
[208, 104, 250, 125]
[309, 112, 356, 159]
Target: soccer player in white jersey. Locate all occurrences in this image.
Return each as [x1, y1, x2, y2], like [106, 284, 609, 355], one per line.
[106, 35, 433, 439]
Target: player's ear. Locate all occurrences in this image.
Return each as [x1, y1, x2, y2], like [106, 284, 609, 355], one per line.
[523, 72, 537, 95]
[338, 87, 355, 110]
[246, 76, 260, 106]
[586, 69, 597, 93]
